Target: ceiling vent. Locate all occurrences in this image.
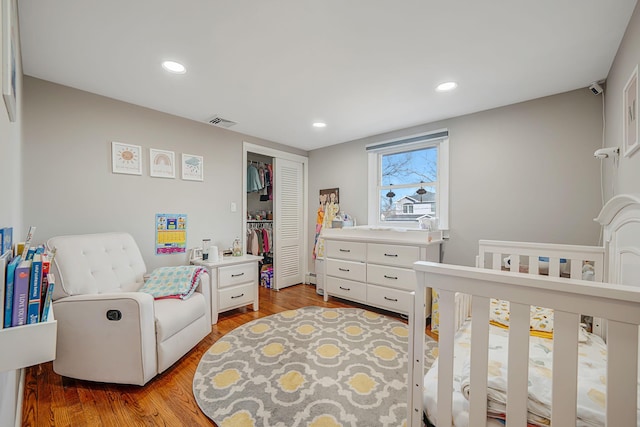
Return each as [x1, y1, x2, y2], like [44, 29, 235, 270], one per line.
[206, 115, 237, 128]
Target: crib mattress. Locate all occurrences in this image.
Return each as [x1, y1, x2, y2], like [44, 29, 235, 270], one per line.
[423, 318, 637, 427]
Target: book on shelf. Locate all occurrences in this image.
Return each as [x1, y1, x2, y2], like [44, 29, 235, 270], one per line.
[40, 273, 55, 322]
[20, 226, 36, 259]
[0, 251, 8, 330]
[0, 227, 12, 254]
[3, 254, 21, 328]
[39, 253, 51, 313]
[12, 258, 32, 326]
[27, 253, 43, 324]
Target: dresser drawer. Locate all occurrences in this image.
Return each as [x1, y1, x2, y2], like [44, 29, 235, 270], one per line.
[367, 264, 416, 291]
[325, 240, 366, 262]
[218, 282, 255, 310]
[367, 284, 413, 314]
[218, 262, 257, 288]
[326, 277, 367, 302]
[367, 243, 419, 268]
[326, 259, 366, 282]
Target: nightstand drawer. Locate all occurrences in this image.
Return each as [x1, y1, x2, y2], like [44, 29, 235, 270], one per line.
[367, 243, 419, 268]
[326, 240, 366, 262]
[218, 282, 255, 310]
[326, 259, 366, 282]
[367, 284, 413, 314]
[367, 264, 415, 291]
[326, 277, 367, 302]
[218, 262, 257, 288]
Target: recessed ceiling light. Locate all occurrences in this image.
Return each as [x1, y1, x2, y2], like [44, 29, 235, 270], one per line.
[313, 122, 327, 128]
[436, 81, 458, 92]
[162, 60, 186, 74]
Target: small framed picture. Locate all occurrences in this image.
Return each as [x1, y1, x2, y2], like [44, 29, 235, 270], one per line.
[149, 148, 175, 178]
[182, 153, 204, 181]
[112, 141, 142, 175]
[623, 64, 639, 158]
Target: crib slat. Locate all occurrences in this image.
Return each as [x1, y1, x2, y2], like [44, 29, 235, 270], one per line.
[510, 254, 520, 272]
[551, 310, 579, 426]
[569, 258, 582, 279]
[492, 253, 501, 271]
[468, 296, 490, 427]
[606, 320, 639, 426]
[437, 290, 456, 427]
[528, 256, 539, 275]
[548, 256, 560, 277]
[506, 302, 530, 426]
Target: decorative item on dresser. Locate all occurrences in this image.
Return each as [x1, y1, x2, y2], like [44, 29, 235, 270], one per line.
[191, 254, 262, 324]
[321, 226, 443, 316]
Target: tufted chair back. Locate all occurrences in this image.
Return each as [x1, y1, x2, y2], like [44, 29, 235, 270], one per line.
[48, 232, 147, 300]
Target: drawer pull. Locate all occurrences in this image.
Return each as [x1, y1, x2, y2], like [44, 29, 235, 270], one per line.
[384, 253, 398, 257]
[339, 286, 351, 291]
[231, 293, 245, 299]
[231, 272, 245, 278]
[383, 275, 398, 280]
[384, 296, 398, 302]
[339, 248, 351, 253]
[338, 267, 350, 272]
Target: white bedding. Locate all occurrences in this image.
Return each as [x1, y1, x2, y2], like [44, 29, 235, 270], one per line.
[423, 318, 640, 427]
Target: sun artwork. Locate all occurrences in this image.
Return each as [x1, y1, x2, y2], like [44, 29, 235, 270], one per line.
[118, 147, 138, 164]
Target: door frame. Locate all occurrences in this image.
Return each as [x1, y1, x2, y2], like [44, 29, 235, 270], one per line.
[242, 142, 309, 288]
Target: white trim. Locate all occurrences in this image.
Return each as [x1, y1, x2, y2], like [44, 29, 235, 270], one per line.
[365, 128, 449, 153]
[367, 135, 449, 230]
[242, 142, 309, 287]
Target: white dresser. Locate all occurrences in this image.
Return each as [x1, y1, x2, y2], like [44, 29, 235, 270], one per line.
[322, 227, 442, 316]
[192, 254, 263, 324]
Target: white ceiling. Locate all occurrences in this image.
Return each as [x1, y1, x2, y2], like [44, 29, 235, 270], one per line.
[18, 1, 637, 151]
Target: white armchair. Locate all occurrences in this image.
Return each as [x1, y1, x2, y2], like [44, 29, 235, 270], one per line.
[47, 232, 211, 385]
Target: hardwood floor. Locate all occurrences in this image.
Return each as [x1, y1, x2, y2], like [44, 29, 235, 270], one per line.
[21, 283, 428, 427]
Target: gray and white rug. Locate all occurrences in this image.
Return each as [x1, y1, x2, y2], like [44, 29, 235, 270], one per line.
[193, 306, 438, 427]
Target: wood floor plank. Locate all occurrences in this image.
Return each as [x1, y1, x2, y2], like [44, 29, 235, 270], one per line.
[22, 283, 429, 426]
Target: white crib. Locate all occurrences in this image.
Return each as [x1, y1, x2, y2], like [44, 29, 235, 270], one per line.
[408, 194, 640, 427]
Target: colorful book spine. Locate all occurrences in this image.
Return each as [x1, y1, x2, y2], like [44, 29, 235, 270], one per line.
[27, 254, 43, 324]
[39, 253, 51, 316]
[12, 259, 31, 326]
[3, 255, 21, 328]
[40, 273, 55, 322]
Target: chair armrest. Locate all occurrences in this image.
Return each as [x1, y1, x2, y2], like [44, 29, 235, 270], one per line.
[52, 291, 157, 385]
[194, 271, 211, 326]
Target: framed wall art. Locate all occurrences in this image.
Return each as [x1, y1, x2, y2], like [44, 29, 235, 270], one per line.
[623, 64, 639, 157]
[2, 0, 17, 122]
[112, 141, 142, 175]
[149, 148, 175, 178]
[182, 153, 204, 181]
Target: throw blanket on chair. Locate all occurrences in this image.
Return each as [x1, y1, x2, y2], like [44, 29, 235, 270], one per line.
[140, 266, 206, 300]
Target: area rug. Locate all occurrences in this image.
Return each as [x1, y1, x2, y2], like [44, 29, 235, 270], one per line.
[193, 306, 438, 427]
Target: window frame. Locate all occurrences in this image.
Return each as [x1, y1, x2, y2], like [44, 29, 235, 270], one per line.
[367, 131, 449, 230]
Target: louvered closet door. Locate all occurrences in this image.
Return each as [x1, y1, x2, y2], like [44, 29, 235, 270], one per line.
[274, 158, 304, 290]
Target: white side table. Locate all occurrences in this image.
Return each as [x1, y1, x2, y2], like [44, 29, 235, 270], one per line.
[192, 254, 263, 324]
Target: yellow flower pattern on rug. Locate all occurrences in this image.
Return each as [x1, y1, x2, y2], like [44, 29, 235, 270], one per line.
[193, 306, 438, 427]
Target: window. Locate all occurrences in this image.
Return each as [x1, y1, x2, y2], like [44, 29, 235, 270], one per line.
[367, 130, 449, 229]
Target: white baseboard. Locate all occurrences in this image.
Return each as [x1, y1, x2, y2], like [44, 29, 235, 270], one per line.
[306, 272, 317, 285]
[14, 369, 24, 427]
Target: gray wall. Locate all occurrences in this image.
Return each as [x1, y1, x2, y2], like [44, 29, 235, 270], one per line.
[309, 88, 604, 268]
[23, 77, 306, 271]
[605, 2, 640, 197]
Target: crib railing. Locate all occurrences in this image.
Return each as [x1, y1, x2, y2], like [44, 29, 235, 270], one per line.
[408, 261, 640, 427]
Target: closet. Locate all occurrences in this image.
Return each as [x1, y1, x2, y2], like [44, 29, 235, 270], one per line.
[243, 143, 308, 291]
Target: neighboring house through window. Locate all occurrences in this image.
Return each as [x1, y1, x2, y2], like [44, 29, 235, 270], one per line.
[367, 130, 449, 230]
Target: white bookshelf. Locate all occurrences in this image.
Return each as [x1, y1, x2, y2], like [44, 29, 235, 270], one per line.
[0, 251, 57, 372]
[0, 310, 57, 372]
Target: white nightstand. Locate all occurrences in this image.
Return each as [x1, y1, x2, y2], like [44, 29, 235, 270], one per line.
[192, 254, 263, 324]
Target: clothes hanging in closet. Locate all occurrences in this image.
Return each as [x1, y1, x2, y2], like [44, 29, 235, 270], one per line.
[246, 225, 272, 256]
